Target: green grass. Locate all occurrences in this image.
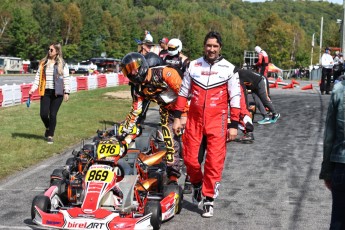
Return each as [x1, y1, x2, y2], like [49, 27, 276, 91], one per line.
[0, 85, 132, 179]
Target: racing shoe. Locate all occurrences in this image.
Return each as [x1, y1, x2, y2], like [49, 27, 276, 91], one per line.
[183, 177, 193, 194]
[192, 183, 202, 205]
[257, 117, 271, 125]
[240, 132, 254, 143]
[271, 113, 281, 123]
[202, 198, 214, 218]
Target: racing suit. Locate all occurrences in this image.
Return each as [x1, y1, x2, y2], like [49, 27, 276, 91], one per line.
[174, 56, 241, 198]
[163, 53, 189, 77]
[256, 50, 269, 77]
[123, 66, 185, 180]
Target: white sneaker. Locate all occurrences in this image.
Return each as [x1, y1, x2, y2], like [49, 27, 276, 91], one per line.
[202, 199, 214, 218]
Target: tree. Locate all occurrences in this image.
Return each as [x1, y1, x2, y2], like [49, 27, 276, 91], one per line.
[62, 3, 82, 45]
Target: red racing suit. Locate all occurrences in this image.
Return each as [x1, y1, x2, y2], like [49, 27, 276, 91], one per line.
[256, 50, 269, 77]
[123, 66, 187, 179]
[174, 56, 241, 198]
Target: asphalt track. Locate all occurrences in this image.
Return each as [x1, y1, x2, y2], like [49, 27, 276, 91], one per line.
[0, 81, 333, 230]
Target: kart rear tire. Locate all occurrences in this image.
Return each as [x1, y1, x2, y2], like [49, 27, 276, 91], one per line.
[144, 200, 162, 230]
[163, 184, 183, 214]
[31, 195, 51, 220]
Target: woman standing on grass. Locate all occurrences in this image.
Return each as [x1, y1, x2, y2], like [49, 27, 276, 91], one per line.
[29, 43, 70, 144]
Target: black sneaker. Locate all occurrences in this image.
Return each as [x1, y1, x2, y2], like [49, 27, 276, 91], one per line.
[202, 199, 214, 218]
[47, 136, 54, 144]
[240, 132, 254, 143]
[183, 178, 193, 194]
[192, 183, 202, 205]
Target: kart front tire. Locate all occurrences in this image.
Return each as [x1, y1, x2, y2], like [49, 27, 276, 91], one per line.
[31, 195, 51, 220]
[144, 200, 162, 230]
[163, 184, 183, 214]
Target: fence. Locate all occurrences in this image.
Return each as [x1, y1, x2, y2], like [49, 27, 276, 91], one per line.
[0, 73, 129, 107]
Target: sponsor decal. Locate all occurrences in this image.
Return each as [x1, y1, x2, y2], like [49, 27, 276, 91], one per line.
[46, 220, 61, 225]
[201, 71, 218, 76]
[166, 71, 172, 77]
[77, 214, 96, 218]
[66, 222, 105, 229]
[195, 62, 202, 66]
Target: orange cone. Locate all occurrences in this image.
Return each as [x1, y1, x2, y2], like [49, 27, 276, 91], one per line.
[282, 83, 294, 89]
[301, 84, 313, 90]
[291, 79, 300, 85]
[269, 81, 278, 88]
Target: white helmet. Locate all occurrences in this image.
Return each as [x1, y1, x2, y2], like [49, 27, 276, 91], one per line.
[255, 46, 262, 53]
[336, 51, 340, 55]
[167, 38, 182, 56]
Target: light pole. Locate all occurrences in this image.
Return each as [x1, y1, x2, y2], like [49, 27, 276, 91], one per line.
[320, 16, 323, 62]
[311, 33, 315, 67]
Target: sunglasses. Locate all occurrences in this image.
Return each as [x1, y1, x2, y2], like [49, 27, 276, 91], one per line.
[48, 48, 54, 52]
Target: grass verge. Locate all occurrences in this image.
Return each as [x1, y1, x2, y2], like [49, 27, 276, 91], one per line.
[0, 85, 132, 180]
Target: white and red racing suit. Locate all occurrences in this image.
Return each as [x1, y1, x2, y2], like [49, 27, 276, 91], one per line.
[256, 50, 269, 77]
[123, 66, 187, 180]
[174, 56, 241, 198]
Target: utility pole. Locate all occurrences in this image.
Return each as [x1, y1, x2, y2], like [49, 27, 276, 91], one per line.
[320, 16, 323, 62]
[311, 33, 315, 67]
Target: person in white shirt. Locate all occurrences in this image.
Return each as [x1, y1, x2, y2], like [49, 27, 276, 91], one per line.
[320, 47, 334, 95]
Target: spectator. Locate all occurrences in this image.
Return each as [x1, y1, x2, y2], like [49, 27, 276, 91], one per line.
[144, 30, 153, 43]
[158, 37, 169, 59]
[172, 31, 241, 218]
[320, 47, 334, 95]
[88, 61, 97, 75]
[320, 79, 345, 229]
[333, 51, 343, 82]
[138, 40, 155, 56]
[28, 42, 70, 144]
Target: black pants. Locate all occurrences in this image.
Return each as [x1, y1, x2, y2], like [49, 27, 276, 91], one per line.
[40, 89, 63, 137]
[253, 78, 276, 117]
[321, 68, 332, 93]
[330, 163, 345, 229]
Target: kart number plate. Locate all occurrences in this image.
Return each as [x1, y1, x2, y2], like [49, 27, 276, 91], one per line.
[85, 168, 114, 183]
[97, 141, 121, 158]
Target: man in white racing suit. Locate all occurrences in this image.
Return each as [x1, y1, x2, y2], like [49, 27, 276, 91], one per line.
[173, 31, 241, 218]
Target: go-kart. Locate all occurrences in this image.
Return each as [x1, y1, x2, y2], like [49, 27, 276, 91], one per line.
[31, 127, 182, 230]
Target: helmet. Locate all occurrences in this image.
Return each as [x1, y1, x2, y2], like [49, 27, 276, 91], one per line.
[255, 46, 262, 53]
[336, 51, 340, 55]
[144, 52, 163, 67]
[121, 52, 148, 84]
[167, 38, 182, 56]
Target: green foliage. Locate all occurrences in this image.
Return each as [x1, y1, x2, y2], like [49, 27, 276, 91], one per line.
[0, 0, 343, 69]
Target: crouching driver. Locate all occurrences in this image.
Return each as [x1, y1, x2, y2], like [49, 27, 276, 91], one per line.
[119, 52, 187, 185]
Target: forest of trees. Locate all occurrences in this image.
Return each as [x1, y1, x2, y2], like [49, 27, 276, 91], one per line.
[0, 0, 343, 69]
